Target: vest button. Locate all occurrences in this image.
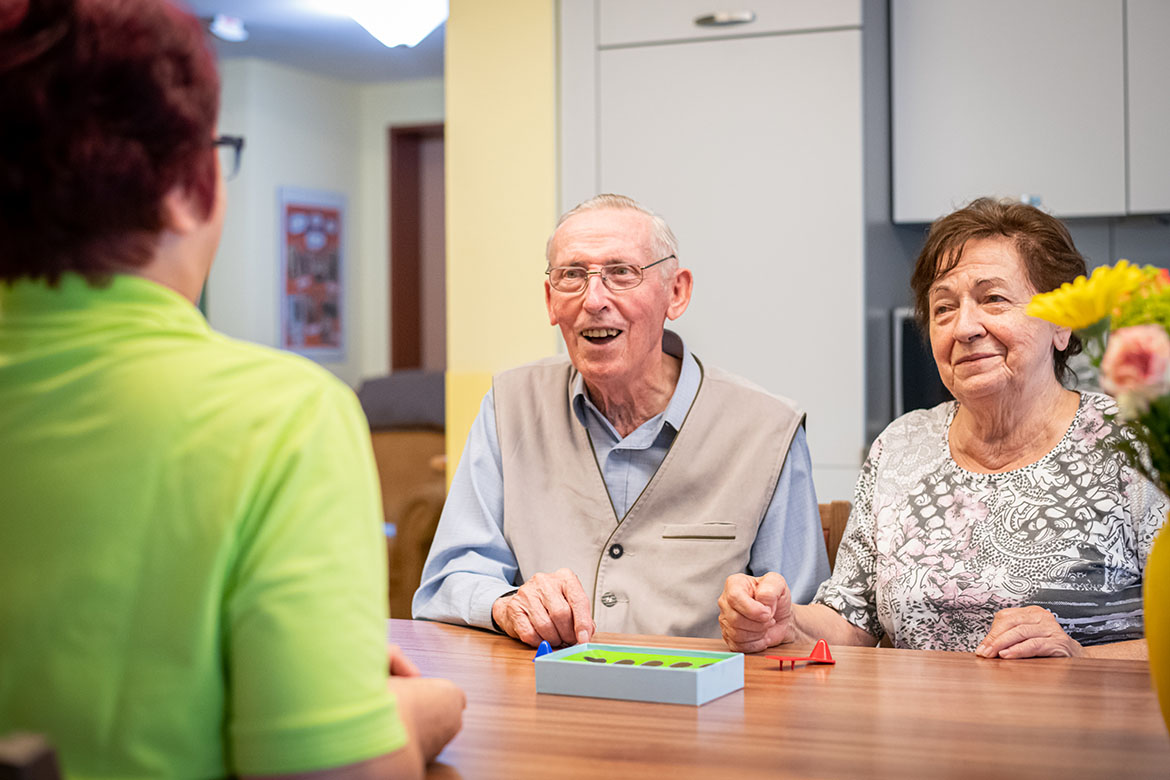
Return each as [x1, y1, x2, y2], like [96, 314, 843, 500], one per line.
[601, 591, 617, 607]
[608, 543, 624, 559]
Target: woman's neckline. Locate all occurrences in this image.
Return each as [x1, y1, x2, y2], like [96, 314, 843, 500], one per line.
[944, 391, 1086, 477]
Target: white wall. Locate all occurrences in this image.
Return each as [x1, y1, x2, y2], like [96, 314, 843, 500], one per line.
[209, 58, 444, 387]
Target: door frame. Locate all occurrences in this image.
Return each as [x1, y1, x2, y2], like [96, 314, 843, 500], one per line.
[389, 123, 444, 370]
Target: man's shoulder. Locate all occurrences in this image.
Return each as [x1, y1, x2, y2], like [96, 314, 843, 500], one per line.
[699, 362, 803, 418]
[494, 354, 574, 392]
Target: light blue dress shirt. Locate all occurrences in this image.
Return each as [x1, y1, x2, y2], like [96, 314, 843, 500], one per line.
[412, 337, 830, 631]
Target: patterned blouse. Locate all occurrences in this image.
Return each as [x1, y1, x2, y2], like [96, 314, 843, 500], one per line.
[813, 392, 1168, 651]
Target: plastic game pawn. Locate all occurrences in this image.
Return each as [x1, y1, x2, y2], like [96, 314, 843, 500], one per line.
[766, 639, 835, 670]
[533, 641, 552, 661]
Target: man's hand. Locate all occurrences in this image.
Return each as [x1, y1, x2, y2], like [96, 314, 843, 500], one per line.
[387, 643, 421, 677]
[975, 606, 1084, 659]
[491, 568, 595, 647]
[718, 572, 795, 653]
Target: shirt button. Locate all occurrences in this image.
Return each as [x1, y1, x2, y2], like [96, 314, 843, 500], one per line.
[601, 592, 617, 607]
[609, 543, 624, 559]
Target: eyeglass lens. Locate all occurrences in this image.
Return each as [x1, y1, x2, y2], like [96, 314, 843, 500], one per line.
[551, 264, 643, 292]
[214, 136, 244, 180]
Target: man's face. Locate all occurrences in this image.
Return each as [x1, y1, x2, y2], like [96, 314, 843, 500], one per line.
[545, 208, 692, 390]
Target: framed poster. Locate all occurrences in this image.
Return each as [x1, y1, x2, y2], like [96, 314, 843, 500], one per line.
[279, 187, 345, 361]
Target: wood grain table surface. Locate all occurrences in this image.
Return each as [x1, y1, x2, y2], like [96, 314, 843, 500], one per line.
[389, 618, 1170, 779]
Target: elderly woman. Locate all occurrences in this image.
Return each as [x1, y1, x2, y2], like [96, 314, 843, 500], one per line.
[719, 198, 1167, 659]
[0, 1, 461, 777]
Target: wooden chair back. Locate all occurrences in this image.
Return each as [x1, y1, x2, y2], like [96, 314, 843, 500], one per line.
[387, 481, 446, 619]
[819, 500, 851, 570]
[369, 429, 447, 618]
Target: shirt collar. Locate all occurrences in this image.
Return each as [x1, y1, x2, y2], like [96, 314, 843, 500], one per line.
[0, 272, 209, 334]
[570, 329, 701, 434]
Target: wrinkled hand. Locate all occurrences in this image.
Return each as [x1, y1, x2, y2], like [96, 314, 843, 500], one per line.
[387, 643, 421, 677]
[718, 572, 794, 653]
[491, 568, 595, 647]
[976, 606, 1084, 659]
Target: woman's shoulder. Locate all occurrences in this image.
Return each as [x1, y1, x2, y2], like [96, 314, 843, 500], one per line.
[878, 401, 955, 444]
[1066, 391, 1123, 446]
[865, 401, 955, 468]
[1079, 390, 1118, 415]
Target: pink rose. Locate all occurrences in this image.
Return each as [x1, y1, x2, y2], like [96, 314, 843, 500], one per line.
[1101, 324, 1170, 397]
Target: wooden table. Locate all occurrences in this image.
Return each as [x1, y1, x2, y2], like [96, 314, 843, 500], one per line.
[390, 619, 1170, 779]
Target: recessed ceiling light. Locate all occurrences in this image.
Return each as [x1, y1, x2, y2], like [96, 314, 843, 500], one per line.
[208, 14, 248, 43]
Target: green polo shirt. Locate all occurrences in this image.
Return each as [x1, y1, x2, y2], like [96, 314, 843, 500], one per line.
[0, 274, 405, 778]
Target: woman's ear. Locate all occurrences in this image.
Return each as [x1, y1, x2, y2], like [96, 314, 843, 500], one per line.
[159, 184, 202, 235]
[1054, 325, 1072, 351]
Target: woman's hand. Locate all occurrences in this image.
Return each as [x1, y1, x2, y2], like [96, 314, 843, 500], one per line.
[718, 572, 794, 653]
[389, 676, 466, 764]
[388, 643, 421, 677]
[975, 606, 1084, 658]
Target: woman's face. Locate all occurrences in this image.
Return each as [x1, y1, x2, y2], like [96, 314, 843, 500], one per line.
[927, 237, 1071, 405]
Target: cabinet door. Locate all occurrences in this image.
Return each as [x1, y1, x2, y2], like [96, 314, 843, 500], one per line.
[892, 0, 1125, 223]
[1127, 0, 1170, 214]
[598, 31, 863, 498]
[598, 0, 860, 47]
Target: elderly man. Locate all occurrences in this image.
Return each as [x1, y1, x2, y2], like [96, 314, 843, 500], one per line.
[413, 194, 829, 646]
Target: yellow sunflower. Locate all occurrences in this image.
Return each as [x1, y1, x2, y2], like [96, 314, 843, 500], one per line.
[1026, 260, 1146, 330]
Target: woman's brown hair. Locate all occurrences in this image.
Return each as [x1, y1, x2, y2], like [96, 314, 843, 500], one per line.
[910, 197, 1088, 384]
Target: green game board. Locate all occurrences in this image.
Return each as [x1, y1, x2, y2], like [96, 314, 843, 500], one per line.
[559, 649, 718, 668]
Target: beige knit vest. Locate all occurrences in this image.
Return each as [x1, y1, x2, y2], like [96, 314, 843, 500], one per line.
[493, 353, 804, 639]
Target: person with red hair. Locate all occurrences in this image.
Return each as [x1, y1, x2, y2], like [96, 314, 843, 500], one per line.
[0, 1, 463, 777]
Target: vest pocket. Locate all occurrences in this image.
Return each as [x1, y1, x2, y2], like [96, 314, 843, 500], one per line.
[661, 522, 737, 540]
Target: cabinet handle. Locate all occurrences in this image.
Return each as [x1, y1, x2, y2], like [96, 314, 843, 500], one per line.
[694, 11, 757, 27]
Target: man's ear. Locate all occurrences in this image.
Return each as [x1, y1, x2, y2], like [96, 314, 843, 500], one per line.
[665, 267, 693, 321]
[160, 184, 202, 235]
[545, 280, 558, 326]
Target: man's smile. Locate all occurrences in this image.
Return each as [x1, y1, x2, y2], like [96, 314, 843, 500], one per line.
[581, 327, 623, 345]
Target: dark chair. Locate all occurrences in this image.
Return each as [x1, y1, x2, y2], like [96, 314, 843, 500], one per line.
[0, 733, 61, 780]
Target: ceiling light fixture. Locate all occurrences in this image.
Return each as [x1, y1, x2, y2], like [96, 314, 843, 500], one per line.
[347, 0, 447, 48]
[208, 14, 248, 43]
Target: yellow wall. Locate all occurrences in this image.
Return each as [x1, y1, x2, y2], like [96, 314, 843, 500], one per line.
[444, 0, 559, 478]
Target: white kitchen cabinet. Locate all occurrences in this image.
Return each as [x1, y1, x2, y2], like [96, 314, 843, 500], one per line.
[598, 0, 859, 46]
[892, 0, 1126, 223]
[560, 1, 865, 500]
[1127, 0, 1170, 214]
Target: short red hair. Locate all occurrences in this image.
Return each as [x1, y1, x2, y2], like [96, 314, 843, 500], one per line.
[0, 0, 220, 284]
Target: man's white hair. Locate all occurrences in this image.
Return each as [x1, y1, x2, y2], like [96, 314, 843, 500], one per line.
[545, 193, 679, 267]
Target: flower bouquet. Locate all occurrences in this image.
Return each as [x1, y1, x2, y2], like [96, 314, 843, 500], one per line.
[1027, 259, 1170, 731]
[1027, 260, 1170, 489]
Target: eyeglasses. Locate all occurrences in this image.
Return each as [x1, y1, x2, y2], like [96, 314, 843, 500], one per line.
[213, 135, 245, 181]
[546, 255, 675, 294]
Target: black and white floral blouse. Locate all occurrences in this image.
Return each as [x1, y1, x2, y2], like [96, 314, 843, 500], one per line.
[814, 392, 1168, 651]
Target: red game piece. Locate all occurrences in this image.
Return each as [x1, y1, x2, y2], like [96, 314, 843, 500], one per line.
[766, 639, 836, 670]
[808, 639, 834, 664]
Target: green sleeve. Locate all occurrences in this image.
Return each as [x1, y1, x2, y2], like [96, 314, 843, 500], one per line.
[224, 380, 406, 776]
